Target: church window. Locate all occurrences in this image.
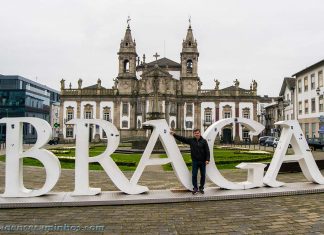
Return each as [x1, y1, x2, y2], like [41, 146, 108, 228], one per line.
[186, 103, 193, 117]
[85, 111, 92, 119]
[171, 120, 175, 129]
[204, 107, 212, 124]
[103, 107, 111, 122]
[224, 112, 231, 118]
[122, 103, 129, 116]
[122, 120, 128, 128]
[84, 104, 93, 119]
[186, 60, 193, 73]
[242, 108, 250, 119]
[123, 60, 130, 73]
[185, 121, 193, 129]
[170, 103, 176, 115]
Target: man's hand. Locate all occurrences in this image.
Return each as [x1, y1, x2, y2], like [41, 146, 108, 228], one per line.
[206, 161, 209, 165]
[170, 130, 175, 136]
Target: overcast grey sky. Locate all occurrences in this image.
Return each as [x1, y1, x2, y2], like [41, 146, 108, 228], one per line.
[1, 0, 324, 96]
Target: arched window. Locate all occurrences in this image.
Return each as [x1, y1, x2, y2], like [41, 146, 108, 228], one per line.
[171, 120, 175, 129]
[123, 60, 130, 73]
[186, 59, 193, 73]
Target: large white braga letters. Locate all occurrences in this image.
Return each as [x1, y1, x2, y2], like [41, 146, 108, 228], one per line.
[0, 117, 323, 198]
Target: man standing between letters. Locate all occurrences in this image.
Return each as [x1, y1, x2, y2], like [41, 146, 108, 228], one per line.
[170, 129, 210, 194]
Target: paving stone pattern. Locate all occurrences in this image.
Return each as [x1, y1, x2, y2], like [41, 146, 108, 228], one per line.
[0, 162, 324, 234]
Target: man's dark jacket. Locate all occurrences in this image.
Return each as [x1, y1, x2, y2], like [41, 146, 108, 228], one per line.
[173, 134, 210, 162]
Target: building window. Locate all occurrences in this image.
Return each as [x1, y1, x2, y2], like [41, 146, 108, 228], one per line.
[298, 79, 302, 93]
[84, 111, 92, 119]
[291, 114, 294, 120]
[304, 100, 309, 114]
[171, 120, 175, 129]
[186, 103, 193, 117]
[287, 115, 289, 120]
[319, 70, 323, 88]
[103, 107, 111, 122]
[137, 119, 141, 129]
[204, 108, 212, 124]
[136, 100, 142, 114]
[122, 120, 128, 128]
[311, 98, 316, 113]
[312, 123, 316, 138]
[242, 130, 249, 139]
[66, 127, 74, 137]
[122, 103, 129, 116]
[304, 77, 308, 92]
[224, 112, 231, 118]
[67, 112, 73, 121]
[311, 74, 315, 90]
[305, 123, 309, 138]
[66, 106, 74, 122]
[84, 104, 93, 119]
[319, 95, 324, 112]
[170, 103, 176, 115]
[185, 121, 193, 129]
[242, 108, 250, 119]
[123, 60, 130, 73]
[186, 60, 193, 74]
[298, 101, 302, 115]
[205, 112, 212, 123]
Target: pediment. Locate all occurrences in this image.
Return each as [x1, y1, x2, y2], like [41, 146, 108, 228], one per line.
[140, 66, 172, 78]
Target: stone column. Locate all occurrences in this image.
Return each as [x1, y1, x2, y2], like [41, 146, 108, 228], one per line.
[215, 100, 220, 121]
[93, 101, 101, 142]
[58, 101, 64, 143]
[234, 101, 240, 144]
[194, 100, 201, 131]
[142, 97, 146, 122]
[130, 100, 136, 130]
[76, 100, 81, 118]
[114, 99, 120, 130]
[252, 100, 258, 143]
[165, 100, 170, 124]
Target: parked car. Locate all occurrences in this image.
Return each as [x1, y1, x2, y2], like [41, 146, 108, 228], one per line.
[264, 137, 278, 147]
[259, 136, 271, 146]
[273, 140, 292, 148]
[307, 138, 324, 151]
[48, 137, 59, 145]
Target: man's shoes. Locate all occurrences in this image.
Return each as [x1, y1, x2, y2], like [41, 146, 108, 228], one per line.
[199, 187, 204, 194]
[192, 188, 198, 195]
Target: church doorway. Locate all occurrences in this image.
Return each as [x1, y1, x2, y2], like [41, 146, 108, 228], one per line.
[222, 128, 232, 144]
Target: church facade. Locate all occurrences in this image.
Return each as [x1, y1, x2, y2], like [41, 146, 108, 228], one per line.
[59, 23, 273, 143]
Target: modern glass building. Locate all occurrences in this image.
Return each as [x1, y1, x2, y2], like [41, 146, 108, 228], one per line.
[0, 75, 60, 143]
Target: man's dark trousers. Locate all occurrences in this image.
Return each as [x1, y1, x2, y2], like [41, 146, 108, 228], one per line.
[192, 160, 206, 190]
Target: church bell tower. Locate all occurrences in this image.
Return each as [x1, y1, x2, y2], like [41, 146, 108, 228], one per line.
[117, 21, 138, 95]
[180, 21, 200, 95]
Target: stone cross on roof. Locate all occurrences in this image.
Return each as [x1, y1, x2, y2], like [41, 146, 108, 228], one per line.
[153, 52, 160, 61]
